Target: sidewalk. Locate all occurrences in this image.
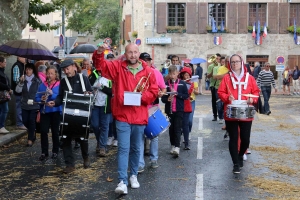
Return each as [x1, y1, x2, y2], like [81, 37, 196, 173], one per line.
[0, 126, 27, 147]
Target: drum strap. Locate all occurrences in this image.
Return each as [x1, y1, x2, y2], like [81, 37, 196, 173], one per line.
[64, 73, 87, 93]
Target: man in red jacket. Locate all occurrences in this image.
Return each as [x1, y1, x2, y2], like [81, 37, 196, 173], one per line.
[93, 43, 158, 195]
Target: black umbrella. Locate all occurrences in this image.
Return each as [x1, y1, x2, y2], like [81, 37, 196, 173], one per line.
[69, 44, 97, 54]
[52, 46, 64, 53]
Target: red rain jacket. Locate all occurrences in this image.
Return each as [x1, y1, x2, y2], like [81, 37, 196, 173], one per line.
[92, 51, 158, 125]
[217, 66, 260, 121]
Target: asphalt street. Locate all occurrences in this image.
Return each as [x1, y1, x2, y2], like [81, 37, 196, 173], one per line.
[0, 93, 299, 200]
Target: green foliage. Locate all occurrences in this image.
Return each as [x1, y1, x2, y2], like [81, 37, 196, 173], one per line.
[29, 0, 65, 31]
[65, 0, 121, 45]
[287, 25, 300, 34]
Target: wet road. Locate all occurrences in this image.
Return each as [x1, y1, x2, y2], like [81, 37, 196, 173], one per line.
[0, 94, 299, 200]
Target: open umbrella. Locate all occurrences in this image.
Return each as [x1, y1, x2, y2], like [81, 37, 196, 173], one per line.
[0, 39, 57, 60]
[69, 44, 97, 54]
[52, 46, 64, 53]
[190, 58, 206, 65]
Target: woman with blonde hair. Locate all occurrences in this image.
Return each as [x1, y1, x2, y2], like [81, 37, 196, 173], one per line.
[282, 66, 291, 95]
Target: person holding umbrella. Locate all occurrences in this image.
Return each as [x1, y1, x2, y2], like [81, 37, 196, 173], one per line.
[195, 63, 203, 94]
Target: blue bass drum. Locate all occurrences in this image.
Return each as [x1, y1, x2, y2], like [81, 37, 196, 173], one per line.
[144, 106, 170, 139]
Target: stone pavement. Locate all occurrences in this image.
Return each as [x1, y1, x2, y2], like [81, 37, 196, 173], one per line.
[0, 126, 27, 147]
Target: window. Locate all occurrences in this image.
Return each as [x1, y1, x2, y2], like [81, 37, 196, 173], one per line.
[290, 4, 300, 25]
[54, 20, 61, 36]
[208, 3, 226, 27]
[249, 3, 267, 26]
[168, 3, 185, 26]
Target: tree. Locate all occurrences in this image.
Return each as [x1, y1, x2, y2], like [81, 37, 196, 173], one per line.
[65, 0, 121, 46]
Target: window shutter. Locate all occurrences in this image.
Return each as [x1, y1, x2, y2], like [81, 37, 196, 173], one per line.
[124, 15, 131, 41]
[279, 3, 289, 34]
[157, 3, 167, 33]
[238, 3, 248, 34]
[186, 3, 197, 34]
[268, 3, 278, 34]
[227, 3, 237, 33]
[198, 3, 207, 34]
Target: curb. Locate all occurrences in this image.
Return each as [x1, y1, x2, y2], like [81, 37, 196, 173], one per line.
[0, 130, 27, 147]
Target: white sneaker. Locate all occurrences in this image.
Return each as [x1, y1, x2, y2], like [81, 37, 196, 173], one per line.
[170, 145, 175, 154]
[107, 137, 113, 146]
[218, 119, 224, 124]
[243, 154, 247, 161]
[129, 175, 140, 189]
[113, 140, 118, 147]
[0, 127, 9, 133]
[173, 147, 180, 156]
[115, 180, 128, 194]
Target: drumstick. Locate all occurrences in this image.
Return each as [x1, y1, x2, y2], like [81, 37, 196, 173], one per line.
[225, 81, 233, 96]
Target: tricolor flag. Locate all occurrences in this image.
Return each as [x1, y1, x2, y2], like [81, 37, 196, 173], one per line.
[263, 23, 268, 37]
[212, 18, 217, 33]
[214, 36, 222, 45]
[252, 23, 256, 38]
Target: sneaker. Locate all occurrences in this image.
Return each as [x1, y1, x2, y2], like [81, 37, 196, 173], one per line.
[150, 160, 159, 168]
[233, 164, 240, 174]
[297, 92, 300, 95]
[63, 166, 75, 174]
[266, 111, 271, 115]
[39, 154, 48, 161]
[0, 127, 9, 133]
[129, 175, 140, 189]
[51, 153, 58, 159]
[218, 119, 224, 124]
[170, 145, 175, 154]
[173, 147, 180, 156]
[247, 149, 251, 154]
[107, 137, 113, 145]
[113, 140, 118, 147]
[17, 125, 27, 130]
[212, 117, 217, 121]
[138, 166, 144, 173]
[98, 148, 106, 157]
[115, 180, 128, 194]
[223, 131, 229, 139]
[239, 156, 244, 168]
[293, 92, 297, 95]
[243, 154, 247, 161]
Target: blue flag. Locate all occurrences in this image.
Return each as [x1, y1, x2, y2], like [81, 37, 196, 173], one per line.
[294, 19, 297, 44]
[212, 18, 217, 33]
[256, 21, 260, 45]
[221, 20, 224, 32]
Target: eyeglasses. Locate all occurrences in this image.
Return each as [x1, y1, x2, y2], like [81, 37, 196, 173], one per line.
[231, 61, 241, 64]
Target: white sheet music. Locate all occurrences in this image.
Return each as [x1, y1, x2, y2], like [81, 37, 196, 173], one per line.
[124, 91, 141, 106]
[99, 77, 110, 87]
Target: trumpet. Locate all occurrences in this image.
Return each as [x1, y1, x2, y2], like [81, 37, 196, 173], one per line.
[134, 73, 151, 93]
[208, 55, 218, 66]
[163, 59, 171, 69]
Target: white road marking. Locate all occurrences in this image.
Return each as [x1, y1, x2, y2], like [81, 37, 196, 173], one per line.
[197, 137, 203, 159]
[198, 118, 203, 130]
[195, 174, 204, 200]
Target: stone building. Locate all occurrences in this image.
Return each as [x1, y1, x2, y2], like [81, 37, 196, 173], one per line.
[120, 0, 300, 76]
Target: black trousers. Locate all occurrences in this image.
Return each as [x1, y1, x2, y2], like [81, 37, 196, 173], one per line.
[210, 87, 217, 118]
[40, 112, 60, 155]
[254, 96, 264, 114]
[226, 120, 252, 165]
[22, 109, 38, 141]
[168, 111, 183, 148]
[62, 137, 89, 167]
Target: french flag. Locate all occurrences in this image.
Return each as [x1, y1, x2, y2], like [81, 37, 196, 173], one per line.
[214, 36, 222, 45]
[252, 23, 256, 38]
[263, 23, 268, 37]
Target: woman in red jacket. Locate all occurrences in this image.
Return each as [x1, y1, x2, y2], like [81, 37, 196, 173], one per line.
[218, 54, 260, 174]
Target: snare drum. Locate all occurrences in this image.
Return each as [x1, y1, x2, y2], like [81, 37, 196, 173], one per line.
[144, 106, 170, 139]
[60, 92, 93, 140]
[226, 104, 256, 119]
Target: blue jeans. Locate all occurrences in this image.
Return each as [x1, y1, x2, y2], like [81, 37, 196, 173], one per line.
[116, 120, 145, 185]
[205, 81, 210, 90]
[215, 89, 224, 119]
[189, 100, 196, 132]
[261, 86, 271, 113]
[15, 95, 23, 126]
[139, 136, 158, 168]
[91, 106, 110, 149]
[0, 102, 8, 128]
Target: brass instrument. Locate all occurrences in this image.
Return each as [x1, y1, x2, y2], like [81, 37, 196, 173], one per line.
[163, 59, 172, 69]
[133, 72, 152, 93]
[208, 55, 218, 66]
[42, 79, 51, 114]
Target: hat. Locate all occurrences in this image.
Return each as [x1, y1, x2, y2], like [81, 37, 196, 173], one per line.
[107, 54, 115, 59]
[139, 52, 152, 60]
[61, 59, 74, 68]
[180, 67, 192, 77]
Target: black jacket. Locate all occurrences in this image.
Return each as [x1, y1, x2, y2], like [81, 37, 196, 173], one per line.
[0, 68, 10, 91]
[21, 76, 41, 110]
[11, 60, 25, 95]
[161, 79, 189, 114]
[54, 73, 93, 106]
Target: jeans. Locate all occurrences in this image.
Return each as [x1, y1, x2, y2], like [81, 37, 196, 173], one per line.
[108, 114, 117, 140]
[40, 112, 60, 155]
[226, 120, 252, 165]
[139, 136, 158, 168]
[215, 89, 224, 119]
[62, 137, 89, 167]
[210, 87, 217, 118]
[261, 86, 272, 113]
[22, 109, 38, 141]
[116, 120, 145, 185]
[15, 95, 23, 126]
[183, 112, 190, 146]
[168, 111, 183, 147]
[205, 81, 210, 90]
[189, 100, 196, 132]
[91, 106, 110, 149]
[0, 102, 8, 128]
